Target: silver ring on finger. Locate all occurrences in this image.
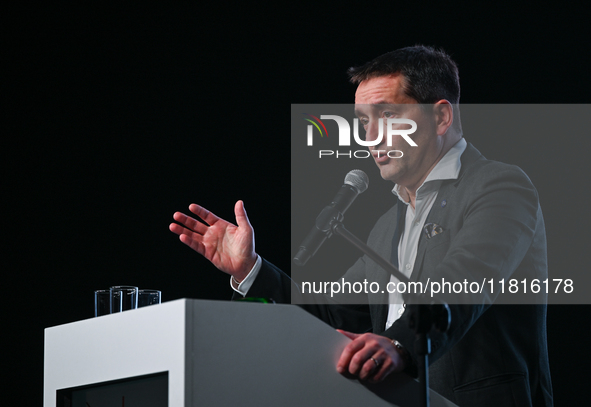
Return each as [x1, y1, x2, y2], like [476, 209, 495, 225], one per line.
[370, 357, 380, 368]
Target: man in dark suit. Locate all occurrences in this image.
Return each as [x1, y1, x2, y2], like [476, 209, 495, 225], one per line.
[170, 46, 553, 406]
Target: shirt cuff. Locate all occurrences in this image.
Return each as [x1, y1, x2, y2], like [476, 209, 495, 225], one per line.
[230, 255, 262, 296]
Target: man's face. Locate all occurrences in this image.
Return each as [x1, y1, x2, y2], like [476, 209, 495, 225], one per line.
[354, 74, 440, 188]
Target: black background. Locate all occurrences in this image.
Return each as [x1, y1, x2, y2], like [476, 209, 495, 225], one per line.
[4, 3, 590, 404]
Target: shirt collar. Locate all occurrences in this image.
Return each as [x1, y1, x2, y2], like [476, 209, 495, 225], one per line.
[393, 138, 467, 203]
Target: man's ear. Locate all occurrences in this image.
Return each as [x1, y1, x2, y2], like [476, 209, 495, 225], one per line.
[433, 100, 454, 136]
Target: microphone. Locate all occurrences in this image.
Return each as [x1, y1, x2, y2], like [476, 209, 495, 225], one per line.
[293, 169, 369, 266]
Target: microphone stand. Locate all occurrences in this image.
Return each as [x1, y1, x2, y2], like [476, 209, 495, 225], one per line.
[330, 221, 451, 407]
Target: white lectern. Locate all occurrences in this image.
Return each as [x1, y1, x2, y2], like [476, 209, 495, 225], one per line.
[44, 299, 457, 406]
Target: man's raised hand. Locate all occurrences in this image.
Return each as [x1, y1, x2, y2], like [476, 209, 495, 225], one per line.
[169, 200, 257, 281]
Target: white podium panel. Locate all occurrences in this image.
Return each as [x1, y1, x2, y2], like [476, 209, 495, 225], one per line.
[44, 299, 457, 407]
[44, 299, 189, 406]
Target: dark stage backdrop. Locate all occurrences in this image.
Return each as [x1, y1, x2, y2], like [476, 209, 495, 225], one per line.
[4, 4, 590, 405]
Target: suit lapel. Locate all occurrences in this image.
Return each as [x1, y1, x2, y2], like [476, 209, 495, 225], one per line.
[410, 142, 483, 282]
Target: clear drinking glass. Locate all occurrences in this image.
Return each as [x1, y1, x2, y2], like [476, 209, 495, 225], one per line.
[94, 289, 112, 317]
[138, 289, 161, 307]
[110, 286, 138, 312]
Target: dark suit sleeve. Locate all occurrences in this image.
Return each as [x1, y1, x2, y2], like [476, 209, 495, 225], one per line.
[233, 257, 373, 333]
[231, 258, 293, 303]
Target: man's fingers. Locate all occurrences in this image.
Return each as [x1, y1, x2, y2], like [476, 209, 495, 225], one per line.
[169, 222, 184, 236]
[169, 222, 200, 238]
[348, 348, 392, 381]
[365, 349, 394, 382]
[348, 346, 378, 377]
[337, 336, 367, 374]
[179, 234, 206, 256]
[169, 221, 207, 254]
[359, 357, 381, 381]
[337, 329, 359, 340]
[188, 203, 220, 225]
[171, 212, 208, 235]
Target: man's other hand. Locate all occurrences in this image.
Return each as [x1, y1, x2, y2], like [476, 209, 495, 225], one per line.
[336, 330, 406, 383]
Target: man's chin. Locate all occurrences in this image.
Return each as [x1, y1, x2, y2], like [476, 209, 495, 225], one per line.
[378, 168, 399, 183]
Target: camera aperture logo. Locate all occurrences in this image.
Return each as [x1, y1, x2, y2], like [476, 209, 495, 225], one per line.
[303, 113, 417, 159]
[303, 113, 329, 140]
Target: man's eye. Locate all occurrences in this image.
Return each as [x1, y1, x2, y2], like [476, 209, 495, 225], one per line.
[383, 111, 395, 118]
[359, 118, 369, 126]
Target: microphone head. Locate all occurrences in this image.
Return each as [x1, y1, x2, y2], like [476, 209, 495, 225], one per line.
[344, 169, 369, 194]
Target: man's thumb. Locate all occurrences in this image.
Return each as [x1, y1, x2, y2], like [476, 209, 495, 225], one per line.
[235, 200, 252, 228]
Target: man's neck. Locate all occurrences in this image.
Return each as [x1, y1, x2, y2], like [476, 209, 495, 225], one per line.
[400, 136, 463, 209]
[402, 156, 444, 209]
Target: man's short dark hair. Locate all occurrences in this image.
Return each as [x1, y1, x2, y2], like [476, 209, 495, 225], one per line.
[348, 45, 461, 105]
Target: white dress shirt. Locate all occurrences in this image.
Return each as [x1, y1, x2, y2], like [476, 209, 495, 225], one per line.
[385, 138, 466, 329]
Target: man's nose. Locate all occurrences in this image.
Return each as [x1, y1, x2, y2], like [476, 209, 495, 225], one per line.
[365, 119, 383, 144]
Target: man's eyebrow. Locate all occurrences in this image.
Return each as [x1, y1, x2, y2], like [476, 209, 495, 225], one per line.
[354, 107, 365, 117]
[354, 102, 396, 116]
